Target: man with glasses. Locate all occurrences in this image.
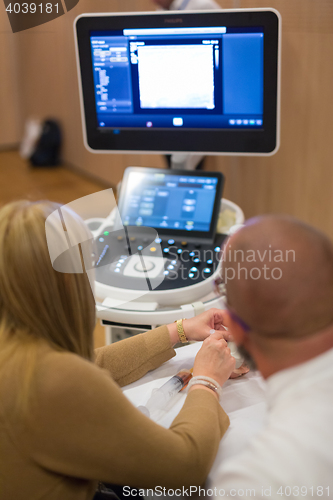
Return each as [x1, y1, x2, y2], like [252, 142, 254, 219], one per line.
[211, 215, 333, 499]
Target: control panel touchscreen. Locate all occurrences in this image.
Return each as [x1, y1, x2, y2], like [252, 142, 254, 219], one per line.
[118, 168, 223, 239]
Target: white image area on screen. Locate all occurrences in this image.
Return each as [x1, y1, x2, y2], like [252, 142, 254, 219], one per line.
[137, 45, 215, 109]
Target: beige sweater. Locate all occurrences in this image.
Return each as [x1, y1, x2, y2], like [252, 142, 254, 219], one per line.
[0, 326, 229, 500]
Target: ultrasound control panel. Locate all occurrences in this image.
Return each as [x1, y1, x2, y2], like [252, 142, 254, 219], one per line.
[93, 168, 225, 292]
[94, 225, 226, 291]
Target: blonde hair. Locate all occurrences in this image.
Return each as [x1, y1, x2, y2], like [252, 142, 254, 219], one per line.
[0, 200, 96, 411]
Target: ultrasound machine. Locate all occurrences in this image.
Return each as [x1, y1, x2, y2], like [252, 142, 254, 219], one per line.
[74, 8, 280, 342]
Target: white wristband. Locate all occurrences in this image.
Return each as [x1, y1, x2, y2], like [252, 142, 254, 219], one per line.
[188, 376, 222, 400]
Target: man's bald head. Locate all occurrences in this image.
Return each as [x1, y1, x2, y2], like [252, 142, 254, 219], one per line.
[222, 215, 333, 339]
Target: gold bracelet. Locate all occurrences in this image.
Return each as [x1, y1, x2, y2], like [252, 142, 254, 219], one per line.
[175, 318, 188, 343]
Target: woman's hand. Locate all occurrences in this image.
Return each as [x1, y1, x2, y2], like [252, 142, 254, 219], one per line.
[192, 331, 236, 387]
[184, 308, 232, 342]
[167, 308, 232, 345]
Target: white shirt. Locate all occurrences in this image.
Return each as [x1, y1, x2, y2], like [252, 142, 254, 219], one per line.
[169, 0, 221, 11]
[209, 348, 333, 499]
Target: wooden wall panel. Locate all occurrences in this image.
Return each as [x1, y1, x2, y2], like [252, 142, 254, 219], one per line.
[207, 0, 333, 237]
[0, 6, 21, 146]
[10, 0, 333, 237]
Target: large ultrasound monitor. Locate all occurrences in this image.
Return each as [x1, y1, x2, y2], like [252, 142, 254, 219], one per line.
[75, 9, 280, 155]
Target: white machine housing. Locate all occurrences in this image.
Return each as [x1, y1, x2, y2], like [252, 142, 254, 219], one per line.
[87, 198, 244, 341]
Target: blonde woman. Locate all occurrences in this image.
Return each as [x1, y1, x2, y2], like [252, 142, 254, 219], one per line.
[0, 200, 235, 500]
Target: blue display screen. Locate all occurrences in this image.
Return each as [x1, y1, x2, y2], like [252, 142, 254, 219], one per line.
[120, 171, 218, 232]
[90, 26, 264, 130]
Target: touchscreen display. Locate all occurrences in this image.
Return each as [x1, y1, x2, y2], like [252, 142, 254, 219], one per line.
[90, 26, 264, 130]
[120, 171, 219, 233]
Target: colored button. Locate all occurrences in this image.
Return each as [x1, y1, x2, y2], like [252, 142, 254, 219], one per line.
[99, 237, 104, 242]
[163, 248, 169, 253]
[177, 249, 182, 254]
[193, 258, 200, 264]
[214, 246, 221, 252]
[137, 245, 143, 251]
[164, 270, 169, 276]
[188, 273, 195, 278]
[168, 239, 175, 245]
[104, 231, 109, 236]
[117, 236, 123, 241]
[181, 241, 188, 246]
[190, 267, 198, 272]
[114, 268, 120, 273]
[206, 259, 213, 265]
[171, 260, 177, 265]
[189, 251, 195, 257]
[168, 265, 174, 270]
[155, 237, 162, 244]
[203, 268, 211, 274]
[150, 247, 156, 252]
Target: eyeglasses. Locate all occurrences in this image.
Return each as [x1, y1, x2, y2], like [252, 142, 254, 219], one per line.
[214, 276, 251, 332]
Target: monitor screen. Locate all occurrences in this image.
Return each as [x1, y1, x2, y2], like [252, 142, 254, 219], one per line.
[75, 9, 280, 154]
[118, 167, 224, 240]
[90, 27, 263, 130]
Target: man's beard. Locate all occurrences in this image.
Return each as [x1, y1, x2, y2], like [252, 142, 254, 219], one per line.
[237, 344, 257, 371]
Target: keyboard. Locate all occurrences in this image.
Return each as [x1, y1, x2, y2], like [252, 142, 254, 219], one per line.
[94, 225, 227, 291]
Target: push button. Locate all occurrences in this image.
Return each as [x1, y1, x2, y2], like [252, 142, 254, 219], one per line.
[134, 260, 155, 272]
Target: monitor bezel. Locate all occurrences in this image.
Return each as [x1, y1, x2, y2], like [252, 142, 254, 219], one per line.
[75, 9, 281, 156]
[117, 167, 224, 242]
